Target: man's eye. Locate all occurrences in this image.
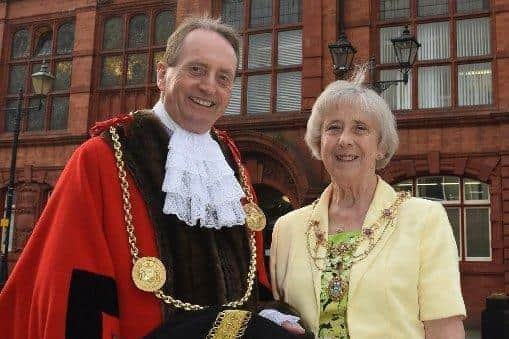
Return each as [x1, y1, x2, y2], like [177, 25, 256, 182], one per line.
[356, 124, 368, 132]
[189, 65, 204, 75]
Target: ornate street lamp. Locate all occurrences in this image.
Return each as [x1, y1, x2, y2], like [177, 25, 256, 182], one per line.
[329, 31, 357, 79]
[370, 25, 421, 93]
[0, 61, 54, 287]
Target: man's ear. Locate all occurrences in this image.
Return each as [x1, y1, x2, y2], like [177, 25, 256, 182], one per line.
[156, 62, 167, 91]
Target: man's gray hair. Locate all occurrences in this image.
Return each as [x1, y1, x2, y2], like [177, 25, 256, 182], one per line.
[163, 16, 240, 68]
[304, 68, 399, 169]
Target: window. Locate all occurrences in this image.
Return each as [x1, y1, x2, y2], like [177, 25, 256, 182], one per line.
[3, 21, 75, 132]
[393, 176, 491, 261]
[220, 0, 303, 115]
[377, 1, 492, 111]
[97, 8, 175, 119]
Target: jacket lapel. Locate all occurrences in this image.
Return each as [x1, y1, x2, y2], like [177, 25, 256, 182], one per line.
[306, 185, 332, 312]
[348, 179, 399, 300]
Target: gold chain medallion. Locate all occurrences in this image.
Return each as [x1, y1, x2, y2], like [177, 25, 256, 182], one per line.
[132, 256, 167, 292]
[244, 202, 266, 231]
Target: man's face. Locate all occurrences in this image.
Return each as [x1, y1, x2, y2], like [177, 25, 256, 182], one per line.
[157, 29, 237, 134]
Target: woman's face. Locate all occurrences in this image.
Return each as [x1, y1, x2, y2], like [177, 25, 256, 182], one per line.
[320, 101, 383, 183]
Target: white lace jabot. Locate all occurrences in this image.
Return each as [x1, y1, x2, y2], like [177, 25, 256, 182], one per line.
[153, 101, 246, 229]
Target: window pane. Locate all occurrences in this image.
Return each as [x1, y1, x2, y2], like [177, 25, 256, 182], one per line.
[465, 207, 491, 259]
[278, 30, 302, 66]
[101, 56, 123, 88]
[277, 71, 301, 112]
[380, 26, 405, 64]
[380, 69, 412, 110]
[4, 100, 18, 132]
[457, 17, 490, 57]
[128, 14, 149, 48]
[445, 207, 461, 257]
[457, 0, 489, 13]
[416, 176, 460, 201]
[464, 178, 490, 202]
[152, 50, 165, 83]
[127, 53, 148, 86]
[458, 62, 492, 106]
[103, 17, 123, 50]
[57, 22, 75, 55]
[248, 33, 272, 69]
[155, 11, 175, 45]
[225, 77, 242, 115]
[50, 96, 69, 130]
[55, 61, 72, 91]
[380, 0, 410, 20]
[418, 0, 448, 16]
[222, 0, 244, 29]
[247, 74, 270, 114]
[418, 65, 451, 108]
[8, 65, 27, 94]
[27, 97, 45, 131]
[393, 179, 414, 195]
[279, 0, 302, 24]
[11, 29, 29, 59]
[34, 30, 52, 57]
[417, 22, 450, 60]
[250, 0, 272, 28]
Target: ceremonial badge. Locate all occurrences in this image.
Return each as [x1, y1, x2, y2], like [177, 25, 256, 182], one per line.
[132, 256, 167, 292]
[243, 202, 266, 231]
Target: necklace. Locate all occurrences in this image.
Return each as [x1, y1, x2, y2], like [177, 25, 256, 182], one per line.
[110, 126, 262, 311]
[306, 190, 410, 301]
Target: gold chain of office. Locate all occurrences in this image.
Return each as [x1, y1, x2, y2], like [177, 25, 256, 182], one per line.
[110, 126, 258, 311]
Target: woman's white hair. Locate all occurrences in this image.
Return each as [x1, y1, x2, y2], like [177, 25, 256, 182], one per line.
[304, 67, 399, 169]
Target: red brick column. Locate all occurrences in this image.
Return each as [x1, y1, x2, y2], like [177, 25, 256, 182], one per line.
[501, 155, 509, 294]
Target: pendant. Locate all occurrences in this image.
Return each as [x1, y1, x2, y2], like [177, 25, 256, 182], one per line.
[243, 201, 266, 231]
[132, 256, 167, 292]
[328, 276, 346, 301]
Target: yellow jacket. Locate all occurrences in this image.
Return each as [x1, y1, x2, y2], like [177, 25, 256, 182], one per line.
[270, 179, 466, 338]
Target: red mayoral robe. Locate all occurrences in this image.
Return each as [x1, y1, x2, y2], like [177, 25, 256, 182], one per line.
[0, 113, 269, 339]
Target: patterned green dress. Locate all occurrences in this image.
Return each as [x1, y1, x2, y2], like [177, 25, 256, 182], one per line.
[318, 231, 362, 339]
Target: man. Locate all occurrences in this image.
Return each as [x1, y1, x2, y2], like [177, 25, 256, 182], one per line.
[0, 17, 304, 338]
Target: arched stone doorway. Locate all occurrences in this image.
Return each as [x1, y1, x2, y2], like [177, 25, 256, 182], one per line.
[254, 183, 294, 269]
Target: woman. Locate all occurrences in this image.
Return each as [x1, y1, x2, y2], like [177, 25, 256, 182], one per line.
[270, 73, 466, 339]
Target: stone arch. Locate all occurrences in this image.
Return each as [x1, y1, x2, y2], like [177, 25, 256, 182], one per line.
[230, 131, 309, 208]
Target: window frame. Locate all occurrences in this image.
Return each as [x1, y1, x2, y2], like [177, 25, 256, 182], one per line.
[215, 0, 303, 117]
[393, 175, 492, 262]
[375, 0, 494, 114]
[2, 20, 75, 133]
[93, 5, 176, 120]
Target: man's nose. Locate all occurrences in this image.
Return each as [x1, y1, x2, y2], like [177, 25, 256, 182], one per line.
[198, 74, 216, 95]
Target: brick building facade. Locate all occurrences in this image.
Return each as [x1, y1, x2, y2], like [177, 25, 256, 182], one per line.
[0, 0, 508, 328]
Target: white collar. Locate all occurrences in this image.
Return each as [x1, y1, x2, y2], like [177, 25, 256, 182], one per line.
[153, 101, 246, 229]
